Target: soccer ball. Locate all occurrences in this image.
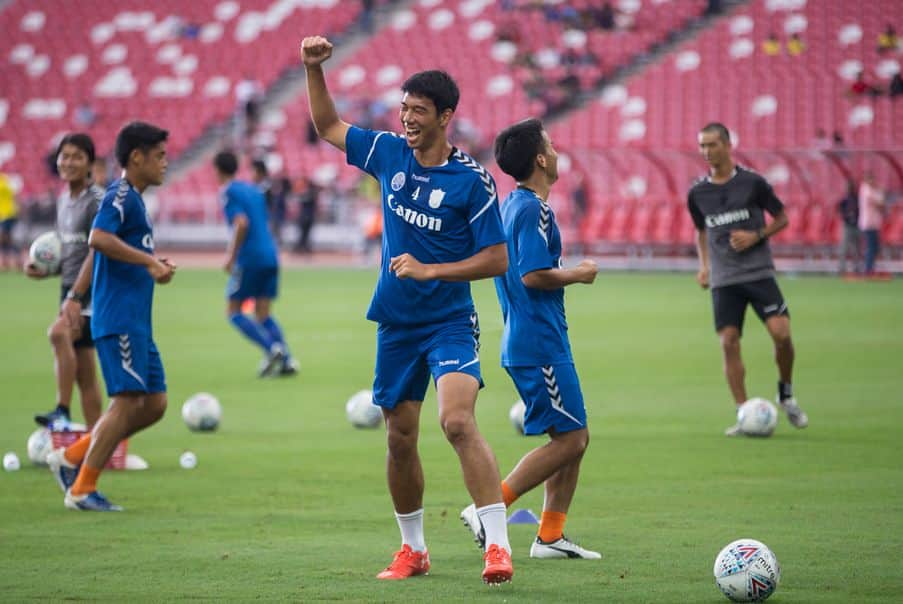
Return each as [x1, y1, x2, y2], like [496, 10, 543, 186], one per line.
[181, 392, 222, 432]
[28, 231, 62, 275]
[714, 538, 781, 602]
[26, 428, 53, 466]
[345, 390, 382, 429]
[509, 399, 526, 435]
[737, 398, 778, 437]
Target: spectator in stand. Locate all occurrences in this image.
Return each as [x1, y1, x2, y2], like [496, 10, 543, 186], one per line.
[889, 71, 903, 98]
[787, 33, 805, 56]
[832, 130, 845, 148]
[93, 156, 110, 189]
[858, 173, 886, 275]
[0, 172, 19, 270]
[74, 100, 97, 127]
[294, 176, 319, 254]
[849, 71, 882, 97]
[836, 180, 860, 275]
[235, 74, 263, 146]
[878, 24, 899, 53]
[762, 33, 781, 56]
[592, 3, 616, 31]
[812, 128, 831, 151]
[268, 173, 291, 247]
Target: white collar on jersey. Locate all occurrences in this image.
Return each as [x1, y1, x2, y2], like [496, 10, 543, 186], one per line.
[705, 167, 738, 184]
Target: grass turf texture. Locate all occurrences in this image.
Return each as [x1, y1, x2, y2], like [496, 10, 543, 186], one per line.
[1, 269, 901, 602]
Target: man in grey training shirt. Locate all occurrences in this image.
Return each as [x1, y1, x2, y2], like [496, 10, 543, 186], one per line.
[688, 123, 809, 436]
[26, 133, 104, 429]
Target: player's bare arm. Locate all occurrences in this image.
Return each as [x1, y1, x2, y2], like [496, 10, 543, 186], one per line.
[301, 35, 351, 151]
[89, 228, 174, 284]
[60, 251, 94, 331]
[729, 209, 788, 252]
[390, 242, 508, 282]
[695, 229, 710, 289]
[224, 213, 249, 273]
[521, 259, 598, 290]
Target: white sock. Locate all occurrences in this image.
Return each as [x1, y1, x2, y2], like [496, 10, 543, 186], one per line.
[476, 503, 511, 554]
[395, 508, 426, 552]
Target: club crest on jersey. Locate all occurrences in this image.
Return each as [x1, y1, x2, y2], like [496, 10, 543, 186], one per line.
[391, 172, 406, 191]
[428, 188, 445, 209]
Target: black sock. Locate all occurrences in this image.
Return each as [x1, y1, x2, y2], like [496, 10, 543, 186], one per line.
[55, 404, 70, 418]
[778, 382, 793, 401]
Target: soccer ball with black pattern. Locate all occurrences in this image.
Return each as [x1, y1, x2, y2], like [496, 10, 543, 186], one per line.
[714, 538, 781, 602]
[181, 393, 222, 432]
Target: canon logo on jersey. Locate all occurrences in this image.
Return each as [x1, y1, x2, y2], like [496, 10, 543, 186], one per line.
[705, 208, 751, 228]
[386, 194, 442, 232]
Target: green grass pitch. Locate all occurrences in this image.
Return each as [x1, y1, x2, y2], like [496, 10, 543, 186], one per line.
[1, 268, 901, 602]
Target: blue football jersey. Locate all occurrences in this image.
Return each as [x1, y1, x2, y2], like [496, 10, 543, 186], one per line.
[494, 187, 573, 367]
[90, 179, 156, 338]
[345, 126, 506, 326]
[221, 180, 278, 268]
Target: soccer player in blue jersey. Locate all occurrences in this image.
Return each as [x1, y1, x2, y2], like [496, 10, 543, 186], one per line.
[301, 35, 514, 584]
[213, 150, 298, 377]
[461, 118, 602, 560]
[48, 122, 175, 511]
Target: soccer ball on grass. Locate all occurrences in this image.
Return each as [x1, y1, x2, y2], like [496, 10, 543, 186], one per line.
[737, 398, 778, 437]
[181, 392, 222, 432]
[714, 538, 781, 602]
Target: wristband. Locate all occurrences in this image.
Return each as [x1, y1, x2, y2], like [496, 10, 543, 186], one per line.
[66, 290, 86, 304]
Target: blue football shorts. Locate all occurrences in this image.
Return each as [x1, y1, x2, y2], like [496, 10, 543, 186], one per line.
[95, 333, 166, 396]
[373, 313, 484, 409]
[226, 264, 279, 301]
[505, 362, 587, 435]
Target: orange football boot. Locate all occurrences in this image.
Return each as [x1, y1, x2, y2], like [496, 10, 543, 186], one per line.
[376, 544, 430, 580]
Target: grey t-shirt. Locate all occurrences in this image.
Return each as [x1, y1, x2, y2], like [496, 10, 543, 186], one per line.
[687, 167, 784, 288]
[57, 183, 103, 288]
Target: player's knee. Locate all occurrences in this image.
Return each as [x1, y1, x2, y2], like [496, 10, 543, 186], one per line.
[48, 319, 69, 346]
[560, 429, 589, 459]
[719, 330, 740, 351]
[439, 411, 474, 444]
[386, 426, 417, 457]
[146, 396, 167, 421]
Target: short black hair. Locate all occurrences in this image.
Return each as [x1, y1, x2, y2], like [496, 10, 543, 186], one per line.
[401, 70, 460, 114]
[700, 122, 731, 143]
[114, 121, 168, 168]
[251, 158, 268, 176]
[56, 133, 96, 164]
[494, 118, 545, 182]
[213, 150, 239, 176]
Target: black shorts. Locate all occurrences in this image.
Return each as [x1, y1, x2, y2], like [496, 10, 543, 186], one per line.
[59, 286, 94, 349]
[711, 277, 789, 334]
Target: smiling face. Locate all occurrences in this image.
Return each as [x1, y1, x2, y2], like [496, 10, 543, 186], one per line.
[399, 92, 450, 150]
[56, 143, 91, 185]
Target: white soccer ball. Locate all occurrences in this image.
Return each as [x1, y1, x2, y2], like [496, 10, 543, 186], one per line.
[26, 428, 53, 466]
[737, 398, 778, 437]
[509, 399, 526, 435]
[3, 452, 20, 472]
[179, 451, 197, 469]
[29, 231, 62, 275]
[345, 389, 382, 429]
[714, 538, 781, 602]
[181, 392, 222, 432]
